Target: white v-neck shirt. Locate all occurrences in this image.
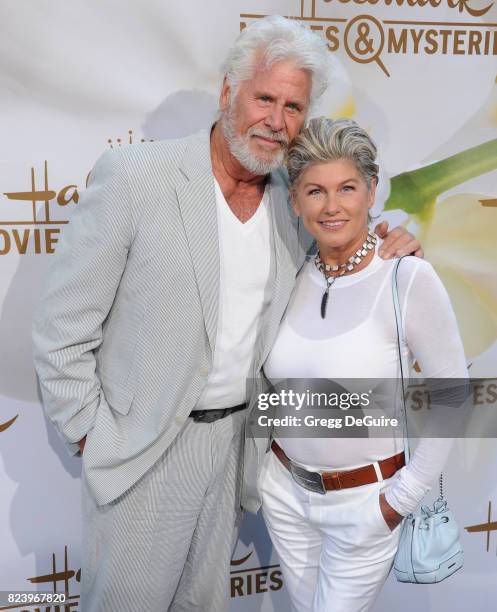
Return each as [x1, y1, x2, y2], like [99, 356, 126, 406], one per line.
[195, 179, 273, 410]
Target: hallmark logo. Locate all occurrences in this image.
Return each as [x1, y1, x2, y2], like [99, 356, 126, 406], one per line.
[0, 129, 152, 256]
[0, 414, 18, 433]
[240, 0, 497, 77]
[1, 162, 80, 256]
[465, 501, 497, 555]
[230, 550, 283, 598]
[0, 546, 80, 611]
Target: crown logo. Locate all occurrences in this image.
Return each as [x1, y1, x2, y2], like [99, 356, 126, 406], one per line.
[107, 129, 153, 149]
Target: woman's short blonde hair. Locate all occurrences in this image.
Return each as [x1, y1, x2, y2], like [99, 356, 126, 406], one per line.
[287, 117, 379, 190]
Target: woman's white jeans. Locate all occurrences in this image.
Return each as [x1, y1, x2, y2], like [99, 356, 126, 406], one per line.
[260, 450, 404, 612]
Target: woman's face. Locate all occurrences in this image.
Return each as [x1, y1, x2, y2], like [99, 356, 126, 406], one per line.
[292, 158, 376, 255]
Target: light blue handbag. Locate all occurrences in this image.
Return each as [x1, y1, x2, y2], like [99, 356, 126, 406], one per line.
[391, 257, 464, 584]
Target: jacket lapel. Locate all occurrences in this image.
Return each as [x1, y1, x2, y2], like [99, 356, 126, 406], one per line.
[176, 131, 219, 353]
[253, 170, 305, 373]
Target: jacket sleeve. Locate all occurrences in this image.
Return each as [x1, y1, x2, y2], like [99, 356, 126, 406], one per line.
[32, 149, 135, 455]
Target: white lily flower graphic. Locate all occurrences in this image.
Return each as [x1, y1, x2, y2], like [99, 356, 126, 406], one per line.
[383, 139, 497, 358]
[422, 193, 497, 358]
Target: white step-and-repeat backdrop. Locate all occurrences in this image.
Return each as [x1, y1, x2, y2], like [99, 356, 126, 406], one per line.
[1, 1, 497, 610]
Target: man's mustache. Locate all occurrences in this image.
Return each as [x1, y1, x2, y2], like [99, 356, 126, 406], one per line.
[249, 128, 289, 147]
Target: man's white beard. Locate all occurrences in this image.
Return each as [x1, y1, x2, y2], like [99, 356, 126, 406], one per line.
[221, 107, 288, 175]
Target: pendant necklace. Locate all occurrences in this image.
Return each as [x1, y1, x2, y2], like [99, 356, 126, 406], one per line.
[314, 231, 377, 319]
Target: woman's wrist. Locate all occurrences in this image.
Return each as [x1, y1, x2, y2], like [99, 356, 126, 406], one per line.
[379, 492, 404, 530]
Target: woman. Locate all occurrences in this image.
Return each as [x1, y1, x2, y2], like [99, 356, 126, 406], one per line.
[259, 118, 468, 612]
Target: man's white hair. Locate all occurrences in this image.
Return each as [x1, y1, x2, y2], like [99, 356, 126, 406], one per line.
[222, 15, 330, 110]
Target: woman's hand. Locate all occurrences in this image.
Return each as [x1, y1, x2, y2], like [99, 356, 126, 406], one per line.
[379, 492, 404, 531]
[374, 221, 423, 259]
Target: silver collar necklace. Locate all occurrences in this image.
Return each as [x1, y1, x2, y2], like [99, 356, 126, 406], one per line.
[314, 231, 377, 319]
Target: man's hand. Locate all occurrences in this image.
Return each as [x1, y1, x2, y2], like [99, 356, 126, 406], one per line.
[78, 436, 87, 454]
[374, 221, 423, 259]
[379, 492, 404, 531]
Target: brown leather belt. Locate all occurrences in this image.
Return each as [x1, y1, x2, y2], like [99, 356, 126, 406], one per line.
[271, 440, 405, 495]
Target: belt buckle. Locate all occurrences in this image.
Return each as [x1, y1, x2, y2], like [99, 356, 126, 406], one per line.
[192, 410, 223, 423]
[289, 462, 326, 495]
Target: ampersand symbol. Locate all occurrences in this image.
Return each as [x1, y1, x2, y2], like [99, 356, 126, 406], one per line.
[344, 15, 390, 76]
[355, 23, 374, 55]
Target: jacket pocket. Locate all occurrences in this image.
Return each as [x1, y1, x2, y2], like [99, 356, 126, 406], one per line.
[99, 370, 134, 415]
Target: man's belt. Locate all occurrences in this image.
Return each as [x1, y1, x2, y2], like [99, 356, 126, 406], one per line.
[271, 440, 405, 495]
[189, 404, 246, 423]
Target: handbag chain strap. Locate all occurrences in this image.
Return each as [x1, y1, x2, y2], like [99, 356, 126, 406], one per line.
[392, 258, 444, 501]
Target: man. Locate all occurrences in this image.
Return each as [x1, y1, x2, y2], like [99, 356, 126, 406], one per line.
[32, 15, 420, 612]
